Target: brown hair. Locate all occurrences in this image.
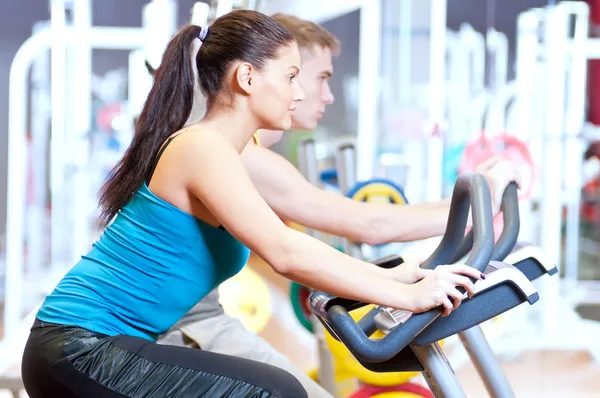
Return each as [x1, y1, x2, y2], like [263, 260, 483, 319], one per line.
[98, 10, 294, 227]
[271, 13, 340, 56]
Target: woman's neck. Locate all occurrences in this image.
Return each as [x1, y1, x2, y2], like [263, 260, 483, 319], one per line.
[200, 103, 259, 153]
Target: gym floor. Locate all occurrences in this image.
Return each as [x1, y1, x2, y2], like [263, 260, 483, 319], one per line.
[1, 255, 599, 397]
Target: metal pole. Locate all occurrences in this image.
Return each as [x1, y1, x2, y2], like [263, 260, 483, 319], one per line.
[356, 0, 381, 181]
[297, 138, 321, 240]
[411, 343, 467, 398]
[67, 0, 93, 266]
[459, 327, 515, 397]
[28, 21, 51, 277]
[297, 138, 320, 186]
[50, 0, 68, 278]
[562, 2, 589, 283]
[336, 143, 361, 258]
[539, 4, 568, 336]
[336, 144, 357, 195]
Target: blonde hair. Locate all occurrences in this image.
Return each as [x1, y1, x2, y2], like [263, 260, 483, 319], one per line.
[271, 13, 340, 56]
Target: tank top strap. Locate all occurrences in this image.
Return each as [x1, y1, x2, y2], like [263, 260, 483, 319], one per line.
[146, 133, 226, 231]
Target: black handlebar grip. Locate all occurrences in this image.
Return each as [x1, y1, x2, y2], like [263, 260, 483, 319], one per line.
[490, 182, 520, 261]
[451, 232, 473, 264]
[421, 173, 494, 275]
[450, 181, 520, 264]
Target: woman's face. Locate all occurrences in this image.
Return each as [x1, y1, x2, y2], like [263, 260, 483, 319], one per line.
[248, 42, 305, 131]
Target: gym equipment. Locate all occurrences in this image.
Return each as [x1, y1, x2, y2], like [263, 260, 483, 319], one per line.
[354, 183, 523, 398]
[293, 146, 552, 396]
[290, 281, 314, 333]
[310, 173, 539, 397]
[302, 152, 542, 397]
[317, 171, 409, 206]
[323, 304, 434, 397]
[458, 131, 535, 240]
[487, 2, 600, 363]
[357, 183, 557, 398]
[446, 183, 553, 397]
[375, 183, 558, 398]
[320, 168, 339, 187]
[347, 179, 409, 205]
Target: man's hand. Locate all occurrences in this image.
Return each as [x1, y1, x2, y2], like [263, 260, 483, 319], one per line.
[475, 157, 523, 214]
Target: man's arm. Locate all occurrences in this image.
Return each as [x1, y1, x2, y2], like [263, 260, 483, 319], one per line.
[241, 144, 451, 245]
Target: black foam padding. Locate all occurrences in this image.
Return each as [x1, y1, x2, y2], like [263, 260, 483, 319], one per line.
[490, 183, 520, 261]
[514, 257, 548, 281]
[357, 307, 381, 337]
[452, 232, 474, 263]
[413, 283, 539, 346]
[421, 173, 494, 275]
[450, 182, 520, 264]
[316, 300, 384, 342]
[355, 346, 424, 373]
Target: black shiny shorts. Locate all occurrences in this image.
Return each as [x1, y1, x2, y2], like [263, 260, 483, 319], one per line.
[21, 319, 307, 398]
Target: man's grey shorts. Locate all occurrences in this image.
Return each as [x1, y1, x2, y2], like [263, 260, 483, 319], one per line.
[158, 289, 333, 398]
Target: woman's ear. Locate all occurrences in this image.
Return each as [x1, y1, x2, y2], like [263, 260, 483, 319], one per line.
[235, 62, 254, 95]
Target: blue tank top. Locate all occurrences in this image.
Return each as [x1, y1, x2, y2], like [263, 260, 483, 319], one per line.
[37, 180, 250, 341]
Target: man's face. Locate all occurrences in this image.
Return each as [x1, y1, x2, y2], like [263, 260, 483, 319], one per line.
[291, 45, 335, 130]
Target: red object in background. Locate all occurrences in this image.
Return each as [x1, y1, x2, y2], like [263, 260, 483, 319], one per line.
[582, 178, 600, 222]
[348, 382, 434, 398]
[587, 1, 600, 124]
[582, 139, 600, 224]
[585, 141, 600, 160]
[459, 131, 535, 240]
[459, 132, 535, 198]
[96, 102, 124, 131]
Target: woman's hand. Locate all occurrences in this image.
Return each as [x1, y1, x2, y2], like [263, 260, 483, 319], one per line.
[407, 264, 484, 317]
[385, 257, 431, 284]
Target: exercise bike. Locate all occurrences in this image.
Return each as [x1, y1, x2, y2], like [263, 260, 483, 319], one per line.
[310, 173, 542, 397]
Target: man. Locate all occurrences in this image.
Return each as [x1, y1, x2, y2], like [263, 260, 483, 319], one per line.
[158, 14, 520, 397]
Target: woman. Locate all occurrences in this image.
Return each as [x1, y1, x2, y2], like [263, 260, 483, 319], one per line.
[21, 10, 481, 398]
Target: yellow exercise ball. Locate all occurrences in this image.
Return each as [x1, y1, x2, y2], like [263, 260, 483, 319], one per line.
[218, 266, 272, 333]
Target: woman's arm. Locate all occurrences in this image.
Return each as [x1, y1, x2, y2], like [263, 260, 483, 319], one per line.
[179, 132, 419, 310]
